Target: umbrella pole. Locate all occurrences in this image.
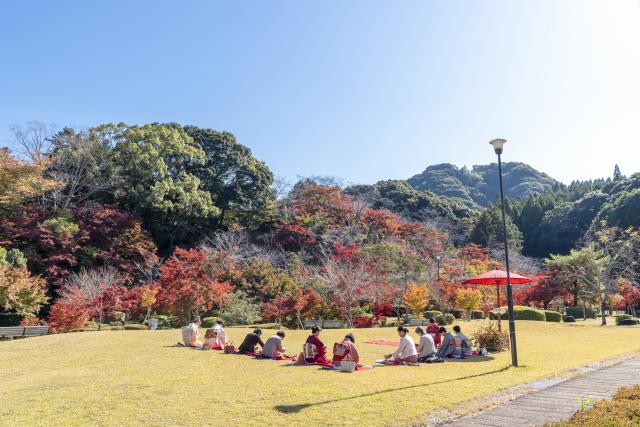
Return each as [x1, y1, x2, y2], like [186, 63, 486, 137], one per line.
[496, 284, 502, 332]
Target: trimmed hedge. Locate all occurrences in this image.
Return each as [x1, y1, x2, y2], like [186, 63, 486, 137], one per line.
[472, 310, 485, 320]
[565, 306, 597, 319]
[0, 313, 24, 326]
[423, 310, 444, 324]
[202, 317, 219, 328]
[543, 310, 562, 322]
[615, 314, 639, 326]
[124, 323, 148, 330]
[449, 309, 464, 319]
[154, 315, 177, 329]
[489, 306, 546, 321]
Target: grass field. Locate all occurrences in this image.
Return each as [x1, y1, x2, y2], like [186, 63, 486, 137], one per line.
[1, 319, 639, 426]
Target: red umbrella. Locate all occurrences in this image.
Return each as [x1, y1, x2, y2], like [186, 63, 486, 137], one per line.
[463, 270, 534, 328]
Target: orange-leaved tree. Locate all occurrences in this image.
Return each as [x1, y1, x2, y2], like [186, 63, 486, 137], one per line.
[403, 284, 429, 318]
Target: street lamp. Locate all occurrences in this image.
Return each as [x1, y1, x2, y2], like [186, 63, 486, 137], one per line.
[489, 138, 519, 367]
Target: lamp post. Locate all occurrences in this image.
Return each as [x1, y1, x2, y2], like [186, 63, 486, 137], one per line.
[435, 254, 442, 300]
[489, 138, 519, 367]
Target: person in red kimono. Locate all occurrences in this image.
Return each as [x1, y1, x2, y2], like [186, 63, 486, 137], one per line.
[426, 317, 442, 346]
[304, 326, 329, 364]
[332, 333, 360, 368]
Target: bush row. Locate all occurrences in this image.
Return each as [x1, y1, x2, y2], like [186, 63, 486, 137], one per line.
[488, 306, 563, 322]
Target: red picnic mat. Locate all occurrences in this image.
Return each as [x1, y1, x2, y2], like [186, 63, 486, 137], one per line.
[365, 339, 400, 346]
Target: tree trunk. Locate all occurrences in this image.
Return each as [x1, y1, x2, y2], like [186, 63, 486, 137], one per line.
[600, 292, 607, 326]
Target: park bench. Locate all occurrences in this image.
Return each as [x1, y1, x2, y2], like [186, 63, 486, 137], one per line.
[0, 326, 49, 339]
[406, 319, 428, 327]
[321, 320, 344, 329]
[303, 320, 322, 329]
[302, 319, 345, 329]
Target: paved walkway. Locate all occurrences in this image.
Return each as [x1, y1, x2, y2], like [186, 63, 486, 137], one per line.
[444, 358, 640, 426]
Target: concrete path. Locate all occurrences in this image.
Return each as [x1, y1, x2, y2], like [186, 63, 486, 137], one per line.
[444, 358, 640, 426]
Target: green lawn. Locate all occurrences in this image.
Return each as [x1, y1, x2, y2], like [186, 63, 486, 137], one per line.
[1, 320, 639, 426]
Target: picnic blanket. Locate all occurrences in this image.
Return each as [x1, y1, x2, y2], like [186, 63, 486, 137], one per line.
[374, 359, 420, 366]
[248, 351, 296, 361]
[320, 364, 373, 371]
[365, 339, 400, 346]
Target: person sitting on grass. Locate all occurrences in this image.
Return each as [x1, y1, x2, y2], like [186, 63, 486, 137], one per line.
[202, 328, 219, 350]
[304, 326, 329, 364]
[212, 320, 227, 349]
[181, 317, 202, 347]
[415, 326, 436, 362]
[384, 326, 418, 364]
[426, 317, 442, 346]
[238, 328, 265, 354]
[453, 325, 473, 356]
[262, 331, 287, 358]
[332, 333, 360, 368]
[436, 327, 455, 358]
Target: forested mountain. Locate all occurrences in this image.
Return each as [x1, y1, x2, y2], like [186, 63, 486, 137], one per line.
[407, 162, 559, 208]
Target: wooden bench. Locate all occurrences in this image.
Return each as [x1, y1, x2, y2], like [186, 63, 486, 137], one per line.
[321, 320, 344, 329]
[0, 326, 49, 339]
[406, 319, 428, 327]
[302, 320, 345, 329]
[303, 320, 322, 329]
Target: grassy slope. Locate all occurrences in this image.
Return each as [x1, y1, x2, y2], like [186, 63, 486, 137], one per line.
[1, 320, 639, 426]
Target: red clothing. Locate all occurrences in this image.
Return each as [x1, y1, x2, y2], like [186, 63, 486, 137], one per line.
[305, 335, 329, 364]
[332, 339, 360, 366]
[426, 324, 442, 346]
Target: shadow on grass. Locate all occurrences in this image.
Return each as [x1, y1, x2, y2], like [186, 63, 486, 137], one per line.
[274, 364, 512, 413]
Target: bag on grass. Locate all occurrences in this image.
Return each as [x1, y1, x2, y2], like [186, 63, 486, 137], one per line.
[224, 343, 236, 354]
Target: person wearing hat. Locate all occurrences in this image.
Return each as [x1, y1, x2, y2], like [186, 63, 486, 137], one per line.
[238, 328, 265, 354]
[304, 325, 329, 364]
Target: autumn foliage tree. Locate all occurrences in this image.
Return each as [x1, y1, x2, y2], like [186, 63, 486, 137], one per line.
[455, 287, 482, 319]
[403, 284, 429, 318]
[155, 248, 234, 323]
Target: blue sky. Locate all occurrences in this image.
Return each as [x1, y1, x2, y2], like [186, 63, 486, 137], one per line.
[1, 1, 639, 185]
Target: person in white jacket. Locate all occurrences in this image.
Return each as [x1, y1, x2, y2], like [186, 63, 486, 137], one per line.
[212, 320, 227, 348]
[385, 326, 418, 364]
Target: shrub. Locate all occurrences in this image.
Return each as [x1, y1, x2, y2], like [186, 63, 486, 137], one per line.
[442, 313, 455, 325]
[565, 306, 597, 319]
[154, 315, 177, 329]
[472, 322, 510, 352]
[0, 313, 23, 326]
[219, 291, 261, 326]
[489, 306, 546, 321]
[551, 385, 640, 426]
[201, 316, 219, 328]
[472, 310, 485, 320]
[617, 318, 639, 326]
[352, 314, 376, 328]
[543, 310, 562, 322]
[124, 323, 147, 330]
[615, 314, 632, 325]
[449, 309, 464, 319]
[423, 310, 444, 324]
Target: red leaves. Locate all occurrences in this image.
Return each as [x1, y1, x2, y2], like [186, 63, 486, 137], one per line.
[47, 288, 93, 333]
[154, 248, 233, 322]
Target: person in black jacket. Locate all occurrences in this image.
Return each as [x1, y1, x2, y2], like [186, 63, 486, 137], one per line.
[238, 328, 265, 354]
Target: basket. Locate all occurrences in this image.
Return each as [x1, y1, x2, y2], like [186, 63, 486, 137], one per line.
[340, 357, 356, 373]
[224, 343, 236, 354]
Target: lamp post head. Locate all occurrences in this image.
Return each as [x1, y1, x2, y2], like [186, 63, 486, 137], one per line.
[489, 138, 506, 155]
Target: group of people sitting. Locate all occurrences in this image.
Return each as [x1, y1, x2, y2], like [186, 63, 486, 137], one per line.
[236, 326, 360, 368]
[180, 316, 474, 367]
[181, 318, 228, 349]
[384, 319, 473, 364]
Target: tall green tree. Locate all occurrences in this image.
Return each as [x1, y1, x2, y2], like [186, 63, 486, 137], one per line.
[184, 126, 275, 228]
[111, 123, 218, 251]
[470, 204, 523, 252]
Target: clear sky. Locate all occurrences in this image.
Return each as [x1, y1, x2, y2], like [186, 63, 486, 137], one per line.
[1, 1, 639, 185]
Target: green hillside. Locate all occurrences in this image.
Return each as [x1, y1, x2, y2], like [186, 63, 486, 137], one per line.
[407, 162, 559, 208]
